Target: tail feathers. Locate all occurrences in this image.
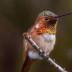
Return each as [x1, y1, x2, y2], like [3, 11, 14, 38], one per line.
[21, 55, 36, 72]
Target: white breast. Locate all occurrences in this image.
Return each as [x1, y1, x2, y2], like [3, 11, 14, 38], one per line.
[40, 33, 56, 54]
[28, 33, 56, 59]
[42, 33, 55, 42]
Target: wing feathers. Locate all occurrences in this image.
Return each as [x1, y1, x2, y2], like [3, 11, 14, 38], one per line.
[21, 39, 36, 72]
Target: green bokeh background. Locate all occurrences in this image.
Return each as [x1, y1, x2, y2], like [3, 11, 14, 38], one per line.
[0, 0, 72, 72]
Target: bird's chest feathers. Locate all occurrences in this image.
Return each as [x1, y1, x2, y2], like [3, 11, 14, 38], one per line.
[36, 33, 56, 54]
[41, 33, 55, 42]
[28, 33, 56, 59]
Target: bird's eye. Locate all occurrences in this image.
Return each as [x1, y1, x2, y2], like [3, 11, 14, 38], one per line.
[43, 18, 48, 21]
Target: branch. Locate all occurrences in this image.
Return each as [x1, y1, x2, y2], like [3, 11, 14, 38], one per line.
[23, 32, 68, 72]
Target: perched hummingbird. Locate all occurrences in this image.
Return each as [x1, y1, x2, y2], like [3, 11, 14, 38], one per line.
[21, 11, 71, 72]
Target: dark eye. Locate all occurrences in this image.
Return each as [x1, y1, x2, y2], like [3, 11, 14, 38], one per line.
[43, 18, 48, 21]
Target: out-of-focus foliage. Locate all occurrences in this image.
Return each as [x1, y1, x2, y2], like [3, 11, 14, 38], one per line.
[0, 0, 72, 72]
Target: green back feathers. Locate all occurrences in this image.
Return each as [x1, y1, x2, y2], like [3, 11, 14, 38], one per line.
[39, 11, 57, 17]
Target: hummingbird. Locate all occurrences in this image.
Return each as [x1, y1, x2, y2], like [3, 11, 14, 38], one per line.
[21, 11, 71, 72]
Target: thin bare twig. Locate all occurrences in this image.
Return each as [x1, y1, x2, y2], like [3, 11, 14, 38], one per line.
[23, 32, 68, 72]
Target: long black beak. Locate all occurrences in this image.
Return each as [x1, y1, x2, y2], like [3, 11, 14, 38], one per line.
[53, 13, 72, 18]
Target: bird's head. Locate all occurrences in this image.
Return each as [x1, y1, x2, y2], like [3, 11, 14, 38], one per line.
[34, 11, 71, 34]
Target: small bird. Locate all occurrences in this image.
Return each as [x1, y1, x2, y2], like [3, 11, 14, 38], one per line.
[21, 11, 71, 72]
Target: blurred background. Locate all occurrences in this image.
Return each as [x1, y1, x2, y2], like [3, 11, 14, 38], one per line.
[0, 0, 72, 72]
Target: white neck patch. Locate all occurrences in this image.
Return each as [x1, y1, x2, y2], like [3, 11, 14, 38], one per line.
[35, 25, 39, 29]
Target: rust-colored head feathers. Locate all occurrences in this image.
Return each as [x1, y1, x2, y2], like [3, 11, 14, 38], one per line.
[35, 11, 58, 34]
[34, 11, 71, 34]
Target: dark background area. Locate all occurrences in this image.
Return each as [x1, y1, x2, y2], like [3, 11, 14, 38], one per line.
[0, 0, 72, 72]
